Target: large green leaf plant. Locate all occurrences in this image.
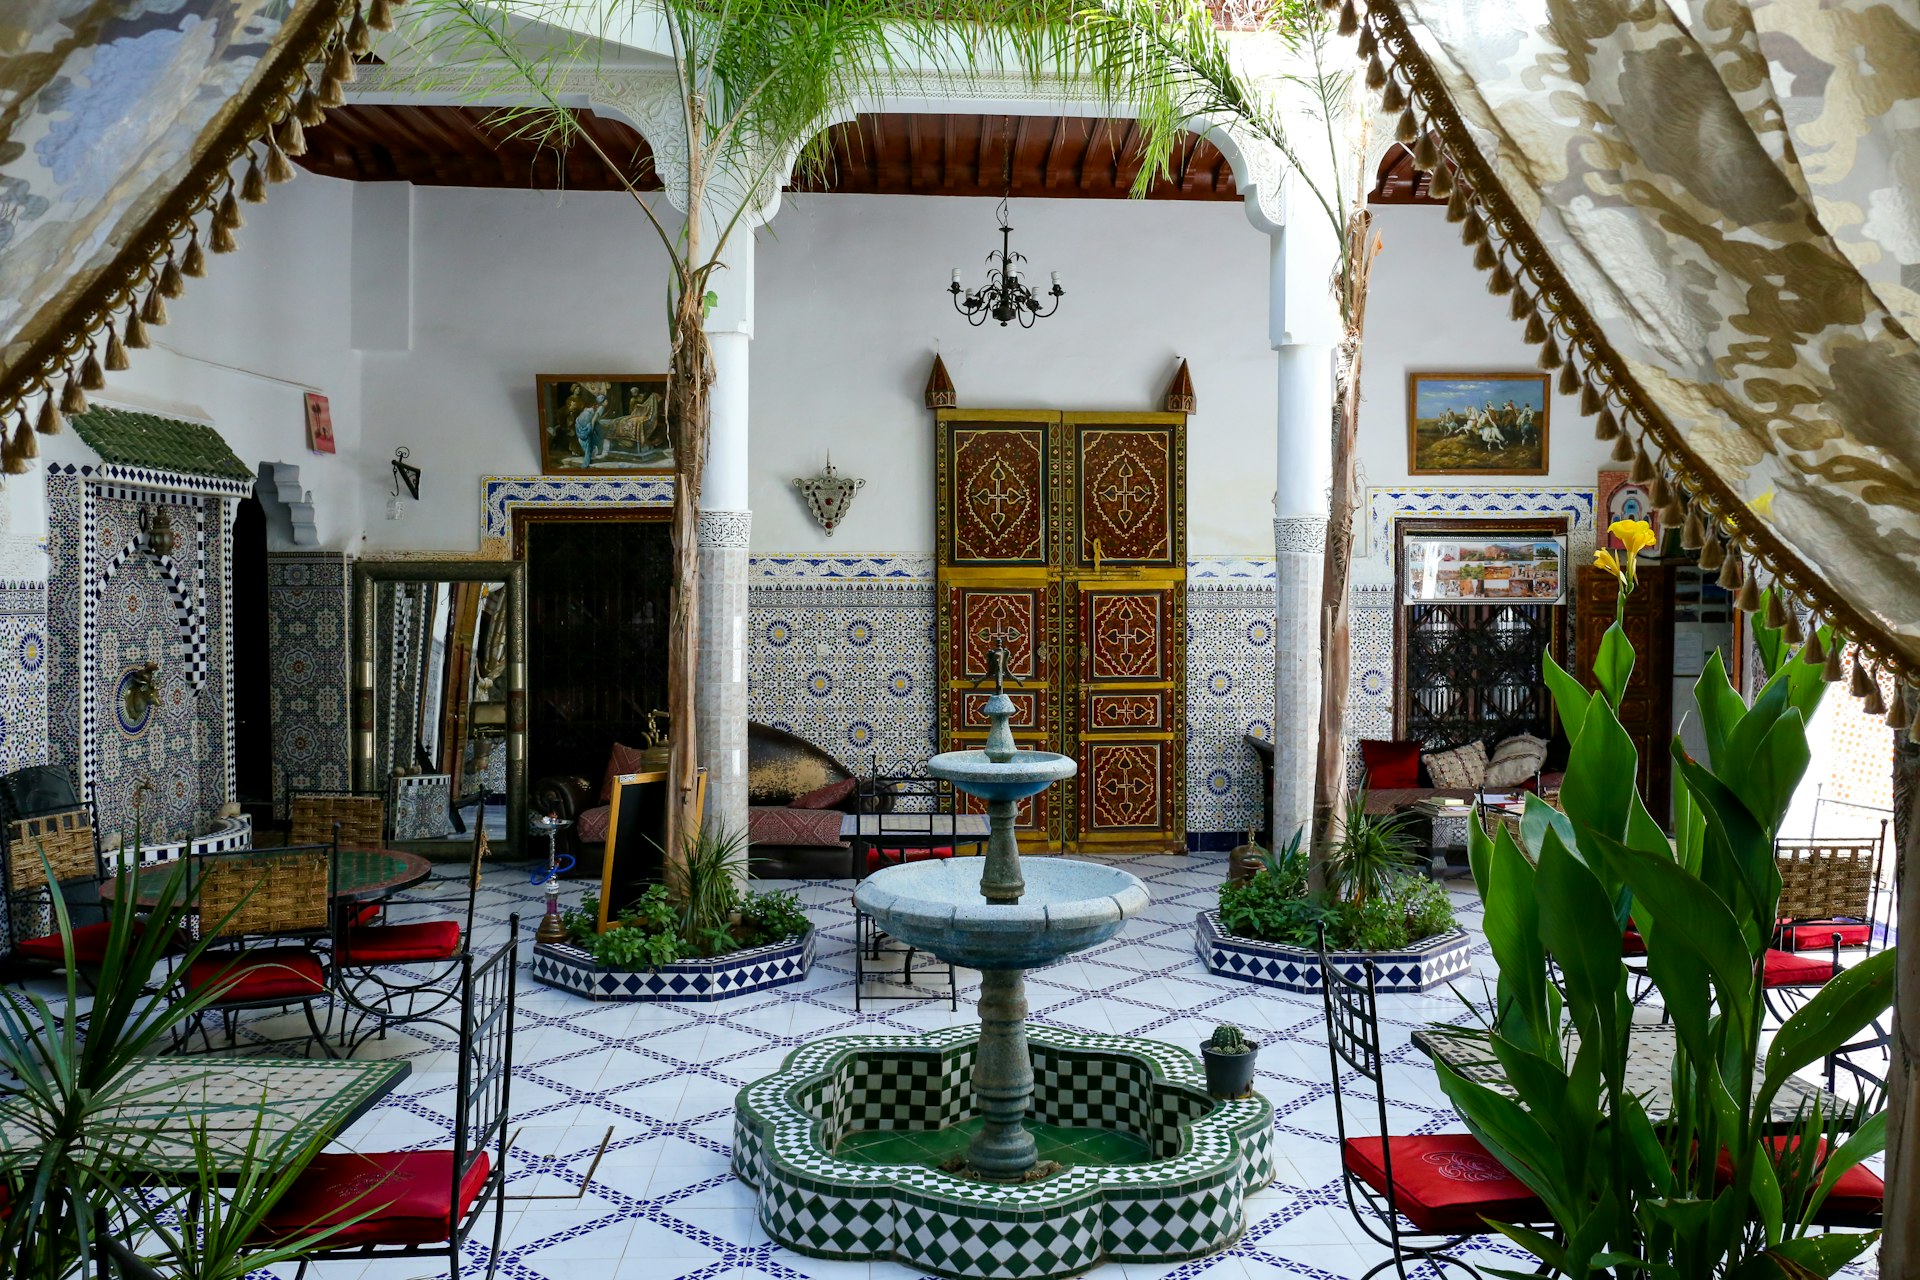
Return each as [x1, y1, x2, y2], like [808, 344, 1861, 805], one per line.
[1437, 518, 1895, 1278]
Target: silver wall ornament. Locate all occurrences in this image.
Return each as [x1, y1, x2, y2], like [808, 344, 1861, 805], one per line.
[795, 455, 864, 537]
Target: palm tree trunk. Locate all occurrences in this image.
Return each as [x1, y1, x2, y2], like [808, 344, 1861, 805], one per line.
[1882, 727, 1919, 1276]
[664, 281, 714, 879]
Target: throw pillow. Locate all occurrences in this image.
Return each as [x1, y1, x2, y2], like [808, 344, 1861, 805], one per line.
[792, 778, 858, 810]
[1422, 741, 1489, 790]
[599, 742, 649, 802]
[1358, 739, 1423, 789]
[1484, 734, 1550, 788]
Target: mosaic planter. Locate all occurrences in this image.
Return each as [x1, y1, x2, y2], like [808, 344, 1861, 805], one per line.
[530, 926, 813, 1002]
[734, 1024, 1274, 1280]
[1194, 910, 1472, 994]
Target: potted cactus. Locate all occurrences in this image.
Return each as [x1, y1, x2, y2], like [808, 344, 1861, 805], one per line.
[1199, 1023, 1258, 1099]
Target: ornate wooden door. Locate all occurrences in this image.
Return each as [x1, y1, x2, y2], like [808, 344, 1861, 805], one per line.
[935, 408, 1186, 853]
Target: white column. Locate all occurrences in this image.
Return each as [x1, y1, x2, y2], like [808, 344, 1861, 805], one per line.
[696, 231, 753, 844]
[1269, 210, 1340, 847]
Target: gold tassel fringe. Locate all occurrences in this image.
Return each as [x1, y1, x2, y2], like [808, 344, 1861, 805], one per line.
[1862, 671, 1887, 718]
[1610, 430, 1634, 462]
[1681, 505, 1705, 551]
[1579, 381, 1602, 416]
[1337, 0, 1360, 36]
[278, 112, 307, 158]
[266, 138, 295, 185]
[1486, 262, 1513, 295]
[158, 256, 184, 298]
[105, 327, 129, 371]
[346, 11, 372, 55]
[1366, 57, 1387, 91]
[1395, 107, 1418, 144]
[1850, 654, 1873, 698]
[80, 349, 104, 391]
[182, 228, 206, 277]
[1412, 133, 1440, 172]
[1698, 532, 1724, 571]
[368, 0, 396, 31]
[297, 86, 325, 127]
[1716, 544, 1744, 591]
[140, 287, 168, 327]
[1801, 626, 1826, 666]
[1765, 586, 1789, 632]
[1735, 573, 1762, 613]
[125, 310, 149, 350]
[1557, 362, 1580, 396]
[59, 371, 85, 416]
[1522, 312, 1547, 345]
[1508, 289, 1530, 322]
[1629, 444, 1655, 484]
[32, 397, 56, 441]
[1822, 637, 1847, 683]
[1473, 240, 1499, 273]
[1650, 474, 1672, 507]
[1445, 185, 1469, 223]
[1536, 340, 1562, 370]
[1427, 162, 1452, 198]
[1783, 604, 1806, 645]
[240, 156, 267, 204]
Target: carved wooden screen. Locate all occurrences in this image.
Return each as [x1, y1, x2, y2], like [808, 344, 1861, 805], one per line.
[935, 409, 1186, 853]
[1575, 563, 1674, 814]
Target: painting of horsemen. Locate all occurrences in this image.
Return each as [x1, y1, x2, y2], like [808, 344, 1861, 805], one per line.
[536, 374, 671, 475]
[1406, 372, 1549, 476]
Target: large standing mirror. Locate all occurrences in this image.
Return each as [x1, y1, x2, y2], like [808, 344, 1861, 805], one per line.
[354, 560, 526, 856]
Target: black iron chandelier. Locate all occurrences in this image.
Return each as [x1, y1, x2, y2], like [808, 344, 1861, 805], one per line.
[949, 190, 1063, 328]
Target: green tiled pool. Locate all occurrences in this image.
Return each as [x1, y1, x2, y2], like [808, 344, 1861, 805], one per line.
[836, 1118, 1154, 1169]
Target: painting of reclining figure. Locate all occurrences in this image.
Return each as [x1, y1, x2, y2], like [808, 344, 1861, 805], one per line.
[537, 374, 671, 474]
[1406, 372, 1549, 476]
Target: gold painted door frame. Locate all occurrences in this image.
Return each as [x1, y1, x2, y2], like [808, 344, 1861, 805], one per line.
[935, 408, 1187, 854]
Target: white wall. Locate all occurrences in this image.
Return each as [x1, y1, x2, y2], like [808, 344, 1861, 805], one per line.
[1351, 203, 1614, 583]
[42, 172, 368, 549]
[351, 187, 1278, 555]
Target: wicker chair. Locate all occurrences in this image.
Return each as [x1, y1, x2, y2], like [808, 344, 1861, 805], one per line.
[179, 843, 336, 1056]
[1774, 826, 1887, 954]
[1, 806, 108, 969]
[288, 791, 386, 848]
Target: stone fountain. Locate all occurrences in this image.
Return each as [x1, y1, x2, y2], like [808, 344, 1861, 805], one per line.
[735, 645, 1273, 1278]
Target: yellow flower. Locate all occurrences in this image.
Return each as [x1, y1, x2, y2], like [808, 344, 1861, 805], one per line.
[1593, 548, 1624, 583]
[1609, 519, 1657, 560]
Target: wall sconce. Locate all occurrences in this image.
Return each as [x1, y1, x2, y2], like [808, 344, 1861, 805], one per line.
[390, 447, 421, 501]
[140, 506, 176, 558]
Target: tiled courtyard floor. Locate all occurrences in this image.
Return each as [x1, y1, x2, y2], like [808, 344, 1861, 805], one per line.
[44, 850, 1880, 1280]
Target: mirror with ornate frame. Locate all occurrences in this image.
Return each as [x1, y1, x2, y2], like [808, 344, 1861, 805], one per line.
[353, 560, 526, 856]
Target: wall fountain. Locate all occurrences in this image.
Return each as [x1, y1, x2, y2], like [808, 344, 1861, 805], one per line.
[735, 645, 1273, 1279]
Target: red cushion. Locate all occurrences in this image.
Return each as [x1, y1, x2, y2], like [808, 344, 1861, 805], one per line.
[1782, 921, 1873, 950]
[1359, 739, 1422, 790]
[262, 1149, 492, 1247]
[14, 920, 118, 965]
[1763, 949, 1838, 987]
[576, 804, 610, 842]
[792, 778, 858, 810]
[1715, 1138, 1884, 1219]
[1342, 1133, 1546, 1235]
[340, 920, 462, 965]
[348, 903, 382, 928]
[186, 948, 327, 1004]
[599, 742, 649, 802]
[1621, 928, 1646, 957]
[865, 845, 958, 873]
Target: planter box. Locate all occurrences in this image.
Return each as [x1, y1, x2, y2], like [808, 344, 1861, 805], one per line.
[531, 925, 814, 1002]
[1193, 911, 1471, 995]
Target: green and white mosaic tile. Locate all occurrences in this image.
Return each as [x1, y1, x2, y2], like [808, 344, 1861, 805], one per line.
[734, 1024, 1275, 1280]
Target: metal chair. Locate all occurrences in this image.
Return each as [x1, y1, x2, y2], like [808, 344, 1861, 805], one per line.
[0, 803, 107, 971]
[178, 843, 337, 1057]
[259, 919, 517, 1280]
[850, 771, 975, 1011]
[1321, 928, 1550, 1279]
[331, 804, 490, 1051]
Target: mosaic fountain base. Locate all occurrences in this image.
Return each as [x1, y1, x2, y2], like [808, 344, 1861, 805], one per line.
[734, 1024, 1274, 1280]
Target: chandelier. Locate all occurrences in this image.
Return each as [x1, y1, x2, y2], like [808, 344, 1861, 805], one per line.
[948, 192, 1063, 328]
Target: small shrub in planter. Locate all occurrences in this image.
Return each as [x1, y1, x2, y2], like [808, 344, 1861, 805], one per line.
[1199, 1023, 1259, 1098]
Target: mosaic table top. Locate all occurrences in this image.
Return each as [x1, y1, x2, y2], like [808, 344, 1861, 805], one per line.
[99, 847, 432, 907]
[1412, 1025, 1833, 1123]
[0, 1056, 410, 1173]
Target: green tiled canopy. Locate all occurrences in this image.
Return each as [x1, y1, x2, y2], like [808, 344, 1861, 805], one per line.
[69, 407, 252, 482]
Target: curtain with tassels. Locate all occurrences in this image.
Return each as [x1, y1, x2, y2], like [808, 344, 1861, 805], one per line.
[0, 0, 401, 470]
[1354, 0, 1920, 703]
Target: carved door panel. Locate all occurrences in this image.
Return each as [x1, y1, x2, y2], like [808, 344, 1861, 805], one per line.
[934, 409, 1185, 853]
[1575, 564, 1674, 814]
[1060, 413, 1186, 853]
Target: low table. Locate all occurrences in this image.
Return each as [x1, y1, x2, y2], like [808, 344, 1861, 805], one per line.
[842, 813, 990, 878]
[1412, 1025, 1832, 1124]
[1397, 800, 1475, 867]
[0, 1056, 410, 1173]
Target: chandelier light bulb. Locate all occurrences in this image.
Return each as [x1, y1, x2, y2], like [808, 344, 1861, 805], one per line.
[947, 194, 1064, 329]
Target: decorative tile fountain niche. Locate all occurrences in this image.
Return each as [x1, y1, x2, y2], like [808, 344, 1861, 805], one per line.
[734, 643, 1273, 1280]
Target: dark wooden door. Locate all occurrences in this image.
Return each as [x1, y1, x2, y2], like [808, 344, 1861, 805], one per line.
[1575, 564, 1674, 815]
[934, 409, 1186, 853]
[524, 519, 674, 787]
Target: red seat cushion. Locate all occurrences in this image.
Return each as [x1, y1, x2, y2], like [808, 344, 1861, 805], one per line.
[1622, 928, 1646, 957]
[865, 845, 958, 873]
[14, 920, 118, 965]
[1341, 1133, 1546, 1235]
[599, 742, 649, 802]
[348, 902, 383, 928]
[340, 919, 462, 965]
[1782, 921, 1873, 950]
[1762, 949, 1838, 987]
[185, 947, 326, 1004]
[1358, 739, 1423, 789]
[576, 804, 611, 843]
[261, 1149, 492, 1247]
[1715, 1138, 1884, 1219]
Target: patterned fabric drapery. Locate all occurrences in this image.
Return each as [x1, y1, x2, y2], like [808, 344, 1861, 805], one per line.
[1367, 0, 1920, 678]
[0, 0, 363, 446]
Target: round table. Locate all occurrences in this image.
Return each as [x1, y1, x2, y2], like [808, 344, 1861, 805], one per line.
[98, 847, 433, 908]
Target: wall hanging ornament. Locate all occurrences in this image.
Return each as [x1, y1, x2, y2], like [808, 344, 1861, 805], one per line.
[795, 455, 864, 537]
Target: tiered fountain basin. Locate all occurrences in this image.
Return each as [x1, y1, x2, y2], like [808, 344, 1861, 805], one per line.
[734, 1024, 1275, 1280]
[1194, 910, 1472, 994]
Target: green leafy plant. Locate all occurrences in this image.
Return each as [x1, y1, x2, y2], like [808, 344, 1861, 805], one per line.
[587, 921, 685, 970]
[1326, 789, 1421, 907]
[1220, 814, 1453, 951]
[0, 849, 360, 1277]
[1434, 521, 1894, 1277]
[1219, 866, 1332, 946]
[669, 825, 747, 956]
[1205, 1024, 1252, 1055]
[738, 889, 810, 947]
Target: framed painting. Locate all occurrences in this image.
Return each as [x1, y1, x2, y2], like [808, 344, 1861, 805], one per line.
[536, 374, 671, 475]
[1402, 533, 1567, 604]
[304, 392, 335, 454]
[1406, 372, 1549, 476]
